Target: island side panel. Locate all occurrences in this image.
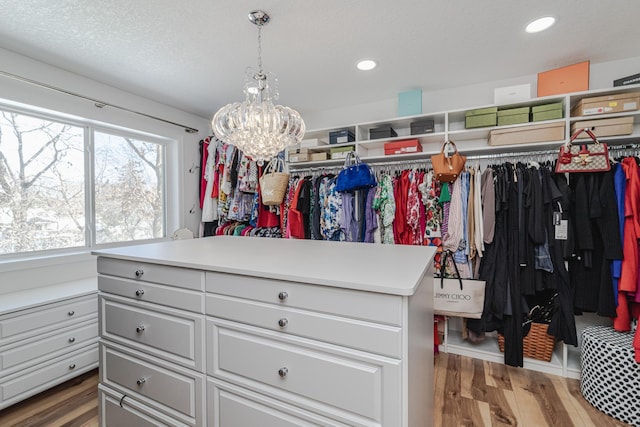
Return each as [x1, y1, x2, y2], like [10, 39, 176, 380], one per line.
[406, 265, 434, 427]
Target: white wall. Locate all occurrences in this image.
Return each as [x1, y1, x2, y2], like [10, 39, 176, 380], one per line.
[303, 56, 640, 130]
[0, 47, 211, 294]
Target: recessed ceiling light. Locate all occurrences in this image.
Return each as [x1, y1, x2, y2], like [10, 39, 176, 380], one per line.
[525, 16, 555, 33]
[357, 60, 377, 71]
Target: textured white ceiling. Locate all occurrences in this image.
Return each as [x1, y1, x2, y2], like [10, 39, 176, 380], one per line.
[0, 0, 638, 120]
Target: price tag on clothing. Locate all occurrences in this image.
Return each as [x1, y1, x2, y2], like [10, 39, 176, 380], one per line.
[555, 220, 568, 240]
[553, 211, 562, 225]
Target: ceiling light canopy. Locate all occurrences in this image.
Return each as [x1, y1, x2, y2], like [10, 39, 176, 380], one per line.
[525, 16, 555, 33]
[212, 10, 305, 165]
[357, 60, 377, 71]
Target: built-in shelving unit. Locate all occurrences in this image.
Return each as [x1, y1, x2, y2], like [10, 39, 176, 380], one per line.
[288, 84, 640, 378]
[291, 84, 640, 169]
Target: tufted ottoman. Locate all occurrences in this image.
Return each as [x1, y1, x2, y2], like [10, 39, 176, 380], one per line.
[580, 326, 640, 426]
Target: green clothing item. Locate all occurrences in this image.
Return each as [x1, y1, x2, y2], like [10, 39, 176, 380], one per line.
[373, 174, 396, 244]
[439, 182, 451, 204]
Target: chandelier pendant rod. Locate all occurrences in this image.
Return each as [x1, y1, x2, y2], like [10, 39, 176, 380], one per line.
[252, 11, 268, 101]
[211, 10, 305, 165]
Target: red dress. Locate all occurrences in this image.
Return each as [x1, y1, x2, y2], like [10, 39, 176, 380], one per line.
[615, 158, 640, 361]
[615, 159, 640, 332]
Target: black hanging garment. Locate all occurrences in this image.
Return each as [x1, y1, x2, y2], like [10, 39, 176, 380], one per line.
[569, 171, 622, 316]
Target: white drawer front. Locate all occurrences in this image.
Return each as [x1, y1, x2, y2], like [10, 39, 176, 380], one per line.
[101, 343, 204, 426]
[0, 295, 97, 344]
[206, 294, 401, 358]
[100, 295, 203, 371]
[0, 344, 98, 404]
[99, 276, 204, 313]
[207, 320, 401, 426]
[100, 385, 189, 427]
[98, 257, 204, 291]
[206, 272, 402, 326]
[1, 320, 98, 373]
[208, 379, 351, 427]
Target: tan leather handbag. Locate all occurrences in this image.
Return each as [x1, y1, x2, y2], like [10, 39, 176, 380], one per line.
[431, 140, 466, 182]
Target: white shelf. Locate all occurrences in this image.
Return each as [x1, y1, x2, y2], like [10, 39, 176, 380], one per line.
[296, 84, 640, 168]
[443, 318, 569, 378]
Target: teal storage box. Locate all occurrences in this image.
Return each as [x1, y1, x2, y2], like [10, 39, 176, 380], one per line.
[532, 102, 563, 122]
[398, 90, 422, 117]
[465, 107, 498, 129]
[497, 106, 530, 126]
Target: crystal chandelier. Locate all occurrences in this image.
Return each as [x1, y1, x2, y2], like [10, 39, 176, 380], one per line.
[212, 10, 305, 165]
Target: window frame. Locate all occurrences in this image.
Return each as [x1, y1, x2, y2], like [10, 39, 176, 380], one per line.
[0, 100, 177, 262]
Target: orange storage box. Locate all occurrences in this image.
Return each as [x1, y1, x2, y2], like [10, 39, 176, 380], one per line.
[537, 61, 590, 97]
[384, 139, 422, 155]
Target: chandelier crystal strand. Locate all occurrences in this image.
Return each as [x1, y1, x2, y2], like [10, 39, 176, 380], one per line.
[211, 10, 305, 166]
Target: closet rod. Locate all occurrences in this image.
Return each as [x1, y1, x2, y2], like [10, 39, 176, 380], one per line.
[289, 148, 551, 173]
[0, 69, 199, 134]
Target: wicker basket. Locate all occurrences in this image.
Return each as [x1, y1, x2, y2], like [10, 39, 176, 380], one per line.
[498, 322, 556, 362]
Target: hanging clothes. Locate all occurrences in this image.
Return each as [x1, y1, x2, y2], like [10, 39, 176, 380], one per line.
[418, 170, 442, 244]
[364, 187, 378, 243]
[407, 170, 423, 246]
[481, 167, 496, 245]
[569, 170, 622, 316]
[615, 158, 640, 332]
[393, 170, 411, 244]
[201, 138, 218, 224]
[546, 169, 577, 347]
[212, 151, 620, 367]
[373, 174, 396, 244]
[319, 176, 344, 241]
[473, 166, 484, 266]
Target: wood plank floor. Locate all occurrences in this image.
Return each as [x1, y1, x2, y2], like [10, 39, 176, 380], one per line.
[434, 353, 631, 427]
[0, 369, 98, 427]
[0, 355, 631, 426]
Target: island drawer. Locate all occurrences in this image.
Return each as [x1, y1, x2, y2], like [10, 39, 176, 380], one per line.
[206, 272, 402, 326]
[99, 276, 204, 313]
[99, 294, 204, 371]
[98, 257, 204, 291]
[206, 293, 401, 358]
[100, 342, 204, 427]
[206, 319, 401, 426]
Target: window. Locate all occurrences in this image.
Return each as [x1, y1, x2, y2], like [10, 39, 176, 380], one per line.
[0, 108, 169, 256]
[94, 132, 165, 244]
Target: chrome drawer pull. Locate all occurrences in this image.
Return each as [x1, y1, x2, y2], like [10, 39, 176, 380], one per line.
[136, 377, 146, 386]
[68, 311, 75, 316]
[69, 364, 76, 370]
[68, 337, 76, 343]
[278, 291, 288, 302]
[278, 367, 288, 378]
[135, 269, 144, 278]
[135, 289, 145, 297]
[136, 325, 145, 334]
[278, 318, 288, 328]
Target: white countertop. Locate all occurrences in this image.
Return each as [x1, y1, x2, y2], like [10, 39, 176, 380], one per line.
[0, 278, 97, 315]
[93, 236, 436, 296]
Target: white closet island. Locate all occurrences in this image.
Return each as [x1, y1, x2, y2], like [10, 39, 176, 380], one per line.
[94, 236, 436, 427]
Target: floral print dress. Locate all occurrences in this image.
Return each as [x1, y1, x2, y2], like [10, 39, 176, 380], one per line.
[373, 174, 396, 244]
